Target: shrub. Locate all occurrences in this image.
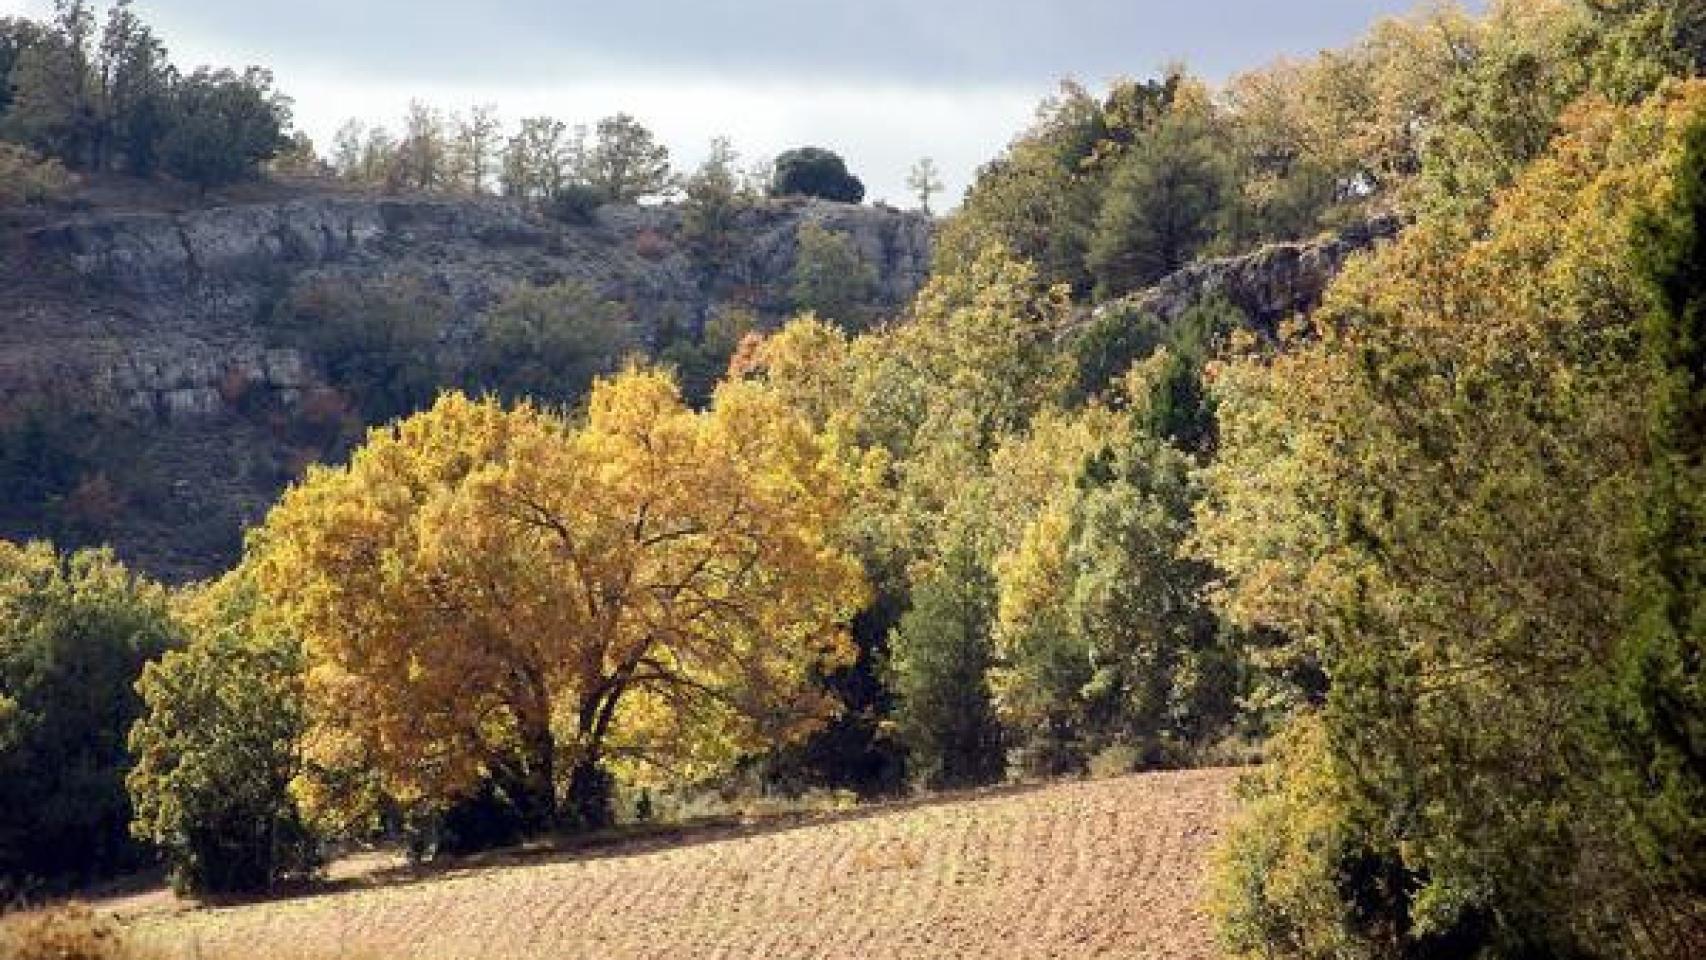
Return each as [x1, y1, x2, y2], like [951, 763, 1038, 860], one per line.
[0, 904, 139, 960]
[545, 183, 607, 225]
[770, 147, 865, 204]
[0, 143, 73, 207]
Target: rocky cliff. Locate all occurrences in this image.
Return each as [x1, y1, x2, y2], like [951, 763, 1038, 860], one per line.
[3, 195, 931, 423]
[1094, 216, 1401, 334]
[0, 193, 931, 579]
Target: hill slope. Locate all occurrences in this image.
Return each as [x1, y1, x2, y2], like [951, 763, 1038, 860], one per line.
[123, 768, 1237, 960]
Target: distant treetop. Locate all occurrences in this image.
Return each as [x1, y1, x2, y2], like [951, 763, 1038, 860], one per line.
[769, 147, 865, 204]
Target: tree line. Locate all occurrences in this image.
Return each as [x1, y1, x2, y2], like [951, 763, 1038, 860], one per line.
[0, 0, 291, 191]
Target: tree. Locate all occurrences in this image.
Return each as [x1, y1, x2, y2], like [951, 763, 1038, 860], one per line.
[770, 146, 865, 203]
[96, 0, 171, 176]
[0, 540, 178, 894]
[578, 113, 672, 202]
[467, 280, 634, 406]
[449, 103, 500, 195]
[252, 377, 867, 835]
[395, 100, 448, 192]
[127, 571, 319, 895]
[1088, 105, 1232, 299]
[789, 221, 876, 327]
[158, 67, 288, 191]
[889, 537, 1005, 789]
[499, 115, 573, 200]
[905, 157, 943, 214]
[681, 136, 750, 274]
[0, 16, 47, 120]
[1199, 85, 1706, 958]
[270, 275, 450, 423]
[3, 0, 97, 167]
[1606, 106, 1706, 898]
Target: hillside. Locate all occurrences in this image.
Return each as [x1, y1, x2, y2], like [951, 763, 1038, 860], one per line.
[116, 768, 1237, 960]
[0, 189, 930, 580]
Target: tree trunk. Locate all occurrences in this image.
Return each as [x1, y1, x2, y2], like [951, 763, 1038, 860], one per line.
[516, 719, 557, 833]
[564, 758, 614, 831]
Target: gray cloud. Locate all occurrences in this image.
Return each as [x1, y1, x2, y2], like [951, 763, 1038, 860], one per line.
[124, 1, 1426, 87]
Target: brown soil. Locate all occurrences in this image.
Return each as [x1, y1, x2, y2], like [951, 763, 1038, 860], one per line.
[120, 767, 1238, 960]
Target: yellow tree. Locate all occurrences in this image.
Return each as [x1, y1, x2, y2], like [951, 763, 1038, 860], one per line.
[254, 375, 865, 832]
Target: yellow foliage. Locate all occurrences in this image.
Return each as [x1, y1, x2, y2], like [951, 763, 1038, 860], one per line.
[253, 373, 867, 824]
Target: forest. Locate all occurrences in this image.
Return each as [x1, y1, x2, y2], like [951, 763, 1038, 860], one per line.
[0, 1, 1702, 958]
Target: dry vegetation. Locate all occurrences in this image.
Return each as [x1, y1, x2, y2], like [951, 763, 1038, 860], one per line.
[100, 768, 1236, 960]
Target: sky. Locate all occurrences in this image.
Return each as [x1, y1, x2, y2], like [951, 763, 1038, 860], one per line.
[1, 0, 1435, 205]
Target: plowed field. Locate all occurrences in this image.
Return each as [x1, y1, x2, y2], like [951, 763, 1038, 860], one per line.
[125, 767, 1237, 960]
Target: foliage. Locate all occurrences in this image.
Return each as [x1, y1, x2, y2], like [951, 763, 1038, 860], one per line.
[251, 378, 867, 837]
[2, 1, 286, 184]
[789, 221, 877, 328]
[467, 281, 634, 407]
[127, 571, 318, 895]
[1604, 101, 1706, 898]
[270, 275, 451, 424]
[1088, 96, 1233, 298]
[681, 137, 752, 274]
[579, 113, 672, 202]
[158, 67, 288, 190]
[0, 540, 177, 895]
[888, 536, 1005, 789]
[770, 146, 865, 204]
[1198, 83, 1706, 958]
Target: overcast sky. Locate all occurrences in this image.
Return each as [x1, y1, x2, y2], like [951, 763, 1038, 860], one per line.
[3, 0, 1435, 204]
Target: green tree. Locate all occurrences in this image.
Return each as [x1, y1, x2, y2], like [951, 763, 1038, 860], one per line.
[0, 540, 178, 894]
[789, 221, 877, 328]
[127, 572, 318, 895]
[889, 538, 1005, 789]
[770, 146, 865, 204]
[578, 113, 672, 202]
[270, 275, 450, 423]
[1088, 105, 1232, 299]
[158, 67, 288, 191]
[681, 137, 750, 275]
[4, 0, 97, 167]
[468, 280, 634, 406]
[1607, 106, 1706, 897]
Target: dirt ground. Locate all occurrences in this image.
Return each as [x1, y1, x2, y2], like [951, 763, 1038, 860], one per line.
[117, 767, 1239, 960]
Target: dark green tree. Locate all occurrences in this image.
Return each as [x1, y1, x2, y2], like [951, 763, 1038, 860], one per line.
[770, 147, 865, 204]
[1608, 109, 1706, 897]
[0, 541, 178, 894]
[467, 281, 634, 407]
[158, 67, 289, 191]
[1088, 108, 1232, 299]
[889, 539, 1005, 789]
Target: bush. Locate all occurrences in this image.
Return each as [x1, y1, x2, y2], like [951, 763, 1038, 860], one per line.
[0, 904, 140, 960]
[545, 183, 607, 225]
[770, 147, 865, 204]
[0, 143, 73, 207]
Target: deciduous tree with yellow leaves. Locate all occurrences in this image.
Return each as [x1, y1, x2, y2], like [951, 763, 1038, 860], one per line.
[252, 371, 866, 834]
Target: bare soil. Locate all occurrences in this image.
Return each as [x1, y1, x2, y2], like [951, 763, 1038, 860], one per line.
[117, 767, 1238, 960]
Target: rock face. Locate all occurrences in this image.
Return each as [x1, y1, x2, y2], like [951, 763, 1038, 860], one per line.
[0, 192, 931, 579]
[5, 195, 931, 420]
[1096, 217, 1401, 333]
